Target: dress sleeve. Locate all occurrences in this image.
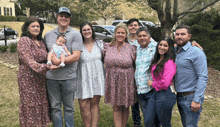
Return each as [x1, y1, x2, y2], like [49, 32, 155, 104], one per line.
[102, 42, 109, 57]
[17, 37, 48, 74]
[152, 59, 176, 91]
[97, 39, 104, 51]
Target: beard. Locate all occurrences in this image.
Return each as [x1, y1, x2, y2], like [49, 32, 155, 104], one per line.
[176, 38, 188, 47]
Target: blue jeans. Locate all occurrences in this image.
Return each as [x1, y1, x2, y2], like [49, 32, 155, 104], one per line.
[177, 94, 204, 127]
[154, 86, 176, 127]
[131, 101, 141, 126]
[138, 89, 160, 127]
[47, 78, 77, 127]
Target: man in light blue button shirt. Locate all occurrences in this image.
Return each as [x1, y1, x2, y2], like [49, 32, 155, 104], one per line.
[174, 24, 208, 127]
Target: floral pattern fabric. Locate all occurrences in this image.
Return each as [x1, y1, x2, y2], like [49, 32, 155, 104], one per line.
[17, 36, 50, 127]
[103, 43, 136, 108]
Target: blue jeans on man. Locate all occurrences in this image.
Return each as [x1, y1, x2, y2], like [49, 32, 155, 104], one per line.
[177, 94, 204, 127]
[138, 89, 160, 127]
[47, 78, 77, 127]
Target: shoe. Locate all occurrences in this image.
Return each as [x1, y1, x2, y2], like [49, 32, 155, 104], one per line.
[47, 61, 52, 65]
[59, 62, 65, 67]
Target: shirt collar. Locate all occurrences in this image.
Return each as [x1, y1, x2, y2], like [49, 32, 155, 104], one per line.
[54, 26, 71, 35]
[175, 41, 191, 52]
[128, 34, 137, 42]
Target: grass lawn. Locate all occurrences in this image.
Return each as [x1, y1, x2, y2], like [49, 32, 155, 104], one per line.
[0, 65, 220, 127]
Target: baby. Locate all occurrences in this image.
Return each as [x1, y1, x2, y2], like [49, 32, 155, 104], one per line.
[47, 35, 71, 67]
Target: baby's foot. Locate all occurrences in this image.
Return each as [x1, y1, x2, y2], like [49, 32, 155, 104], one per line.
[47, 61, 52, 66]
[59, 62, 65, 67]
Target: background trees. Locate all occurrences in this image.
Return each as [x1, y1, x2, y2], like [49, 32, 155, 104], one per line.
[182, 9, 220, 70]
[144, 0, 220, 37]
[17, 0, 220, 37]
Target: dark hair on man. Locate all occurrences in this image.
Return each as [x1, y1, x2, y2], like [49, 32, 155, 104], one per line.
[136, 27, 151, 37]
[127, 18, 141, 26]
[80, 22, 96, 42]
[21, 16, 44, 41]
[175, 24, 191, 34]
[149, 37, 176, 76]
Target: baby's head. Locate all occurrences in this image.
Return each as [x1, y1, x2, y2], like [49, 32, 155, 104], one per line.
[56, 35, 67, 46]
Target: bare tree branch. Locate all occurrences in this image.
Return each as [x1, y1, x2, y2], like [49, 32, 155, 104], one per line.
[179, 0, 220, 16]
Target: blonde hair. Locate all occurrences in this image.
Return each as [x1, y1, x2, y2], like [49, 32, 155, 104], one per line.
[110, 23, 129, 46]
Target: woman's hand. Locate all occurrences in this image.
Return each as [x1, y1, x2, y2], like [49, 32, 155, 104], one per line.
[47, 64, 60, 70]
[192, 41, 203, 50]
[148, 80, 153, 86]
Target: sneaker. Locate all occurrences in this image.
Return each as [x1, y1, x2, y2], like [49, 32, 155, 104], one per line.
[47, 61, 52, 65]
[59, 62, 65, 67]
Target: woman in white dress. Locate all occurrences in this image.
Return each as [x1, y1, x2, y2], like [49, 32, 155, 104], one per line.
[75, 22, 105, 127]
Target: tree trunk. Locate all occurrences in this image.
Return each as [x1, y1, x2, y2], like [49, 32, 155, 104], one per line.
[161, 27, 172, 37]
[104, 18, 107, 25]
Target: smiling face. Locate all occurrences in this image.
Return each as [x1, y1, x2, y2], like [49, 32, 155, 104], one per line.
[128, 21, 140, 34]
[81, 25, 92, 39]
[137, 31, 151, 48]
[57, 12, 71, 28]
[158, 40, 169, 56]
[115, 27, 127, 44]
[56, 37, 66, 46]
[28, 21, 40, 38]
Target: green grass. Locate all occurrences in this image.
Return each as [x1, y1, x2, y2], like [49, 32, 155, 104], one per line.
[0, 65, 220, 127]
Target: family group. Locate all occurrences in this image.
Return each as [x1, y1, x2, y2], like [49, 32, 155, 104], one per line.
[17, 7, 208, 127]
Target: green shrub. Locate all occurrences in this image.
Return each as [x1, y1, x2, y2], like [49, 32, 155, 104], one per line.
[9, 43, 17, 53]
[0, 45, 8, 52]
[0, 15, 17, 21]
[17, 16, 28, 22]
[183, 10, 220, 70]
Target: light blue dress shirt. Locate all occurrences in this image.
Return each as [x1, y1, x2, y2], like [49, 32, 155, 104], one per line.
[175, 42, 208, 104]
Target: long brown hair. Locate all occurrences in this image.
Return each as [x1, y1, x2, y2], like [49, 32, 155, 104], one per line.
[80, 22, 96, 42]
[149, 37, 176, 76]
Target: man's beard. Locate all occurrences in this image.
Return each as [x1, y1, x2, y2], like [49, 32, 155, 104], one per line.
[176, 39, 188, 47]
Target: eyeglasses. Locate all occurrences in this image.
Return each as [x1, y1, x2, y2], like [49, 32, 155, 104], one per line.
[82, 28, 91, 32]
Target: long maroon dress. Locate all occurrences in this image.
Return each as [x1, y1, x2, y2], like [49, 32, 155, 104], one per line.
[103, 43, 136, 108]
[17, 36, 50, 127]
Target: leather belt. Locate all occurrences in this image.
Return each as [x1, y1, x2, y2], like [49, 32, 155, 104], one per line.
[177, 91, 195, 97]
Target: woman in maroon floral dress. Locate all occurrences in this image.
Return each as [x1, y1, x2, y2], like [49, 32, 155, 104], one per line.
[17, 16, 58, 126]
[103, 23, 136, 127]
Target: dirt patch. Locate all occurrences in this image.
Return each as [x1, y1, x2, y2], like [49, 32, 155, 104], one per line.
[0, 51, 219, 98]
[0, 52, 18, 66]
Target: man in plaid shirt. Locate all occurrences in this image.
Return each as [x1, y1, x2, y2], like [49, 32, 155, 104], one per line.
[135, 27, 158, 126]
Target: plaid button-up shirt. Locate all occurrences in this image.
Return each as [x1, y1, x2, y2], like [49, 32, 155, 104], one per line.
[135, 40, 157, 94]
